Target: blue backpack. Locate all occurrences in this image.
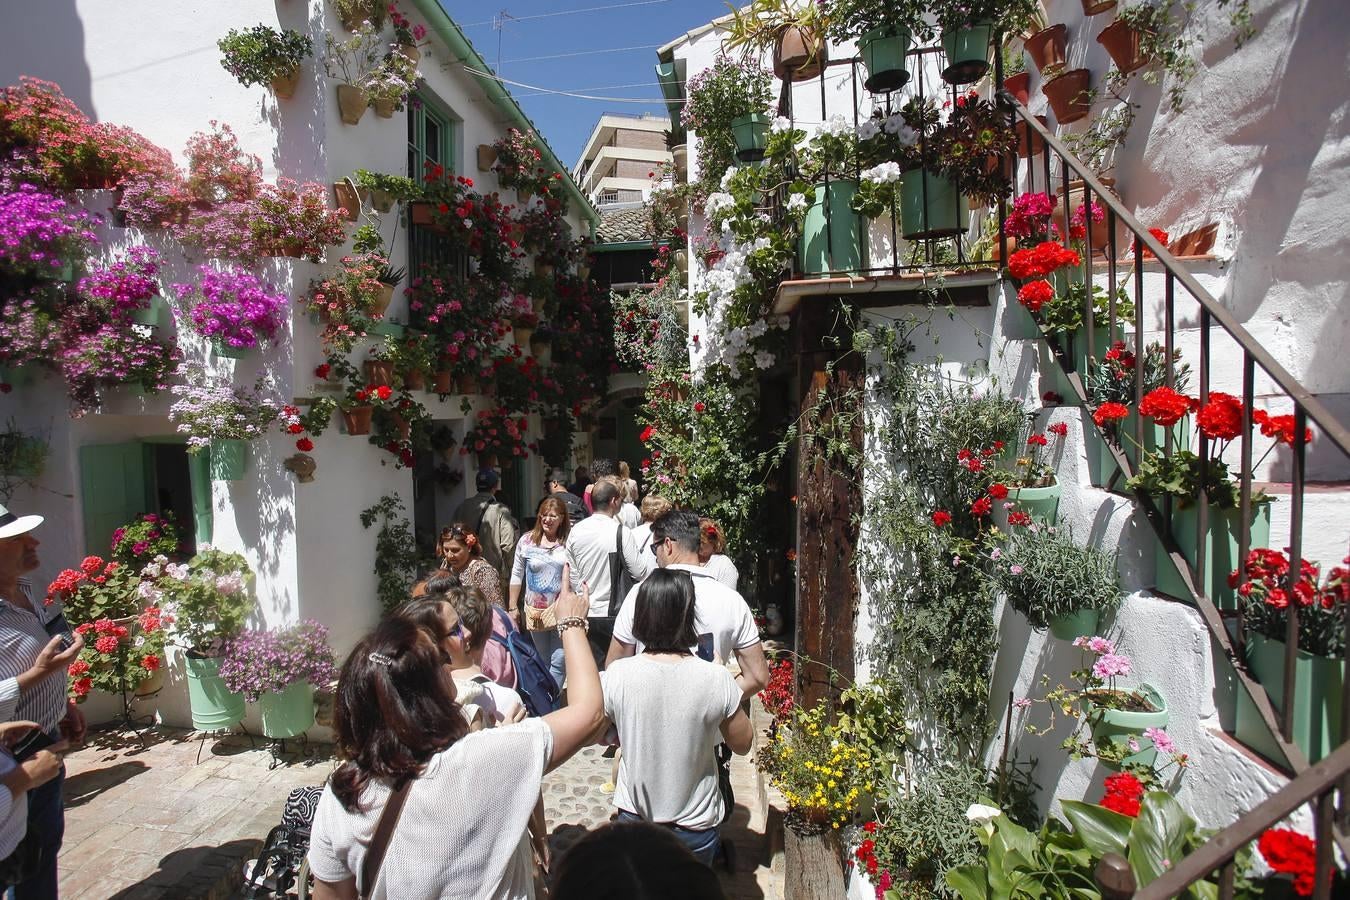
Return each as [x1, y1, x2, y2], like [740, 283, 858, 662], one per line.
[489, 607, 560, 717]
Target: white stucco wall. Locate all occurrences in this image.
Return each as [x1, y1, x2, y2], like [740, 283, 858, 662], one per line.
[0, 1, 588, 728]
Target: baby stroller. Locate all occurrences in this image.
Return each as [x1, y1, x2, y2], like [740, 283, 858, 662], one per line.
[242, 785, 324, 899]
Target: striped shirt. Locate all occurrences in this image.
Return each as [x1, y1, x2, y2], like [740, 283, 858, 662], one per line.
[0, 579, 69, 734]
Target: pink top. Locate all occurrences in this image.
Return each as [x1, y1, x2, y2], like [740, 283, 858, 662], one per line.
[452, 558, 515, 689]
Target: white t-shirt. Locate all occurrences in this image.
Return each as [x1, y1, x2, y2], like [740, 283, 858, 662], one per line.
[454, 675, 523, 727]
[564, 515, 650, 618]
[308, 718, 553, 899]
[602, 655, 742, 830]
[612, 564, 761, 666]
[702, 554, 739, 590]
[618, 502, 641, 529]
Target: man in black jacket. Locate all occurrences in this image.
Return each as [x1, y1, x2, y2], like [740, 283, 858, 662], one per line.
[546, 468, 588, 526]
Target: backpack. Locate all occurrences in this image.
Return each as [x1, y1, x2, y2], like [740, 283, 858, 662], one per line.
[489, 606, 560, 717]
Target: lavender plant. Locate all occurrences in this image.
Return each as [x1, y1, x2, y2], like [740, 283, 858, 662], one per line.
[169, 368, 281, 450]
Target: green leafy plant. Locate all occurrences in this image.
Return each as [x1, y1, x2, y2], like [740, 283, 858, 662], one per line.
[1112, 1, 1197, 113]
[990, 525, 1121, 629]
[822, 0, 929, 43]
[333, 0, 387, 30]
[679, 56, 773, 187]
[359, 494, 424, 611]
[1127, 448, 1238, 509]
[1085, 341, 1190, 407]
[723, 0, 830, 64]
[929, 0, 1040, 35]
[352, 170, 420, 204]
[1037, 280, 1134, 337]
[217, 26, 312, 88]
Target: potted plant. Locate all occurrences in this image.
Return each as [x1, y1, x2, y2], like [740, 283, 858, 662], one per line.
[680, 56, 774, 169]
[492, 128, 552, 197]
[463, 406, 530, 465]
[796, 115, 864, 275]
[1022, 22, 1067, 75]
[67, 610, 170, 703]
[994, 418, 1068, 525]
[1002, 45, 1029, 104]
[110, 512, 183, 570]
[250, 178, 349, 261]
[323, 25, 383, 125]
[217, 26, 313, 99]
[363, 51, 419, 118]
[1037, 279, 1134, 405]
[822, 0, 928, 93]
[1084, 343, 1191, 488]
[45, 555, 142, 624]
[144, 549, 257, 731]
[306, 251, 390, 330]
[78, 246, 164, 329]
[930, 0, 1040, 85]
[390, 6, 427, 62]
[0, 421, 47, 498]
[380, 331, 435, 390]
[333, 0, 387, 31]
[1233, 549, 1348, 764]
[220, 620, 339, 739]
[990, 522, 1122, 640]
[332, 359, 394, 436]
[173, 265, 287, 358]
[1042, 65, 1093, 124]
[169, 369, 281, 480]
[0, 184, 100, 282]
[723, 0, 831, 83]
[353, 169, 418, 212]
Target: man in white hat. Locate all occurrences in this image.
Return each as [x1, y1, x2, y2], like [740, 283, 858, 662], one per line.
[0, 505, 86, 898]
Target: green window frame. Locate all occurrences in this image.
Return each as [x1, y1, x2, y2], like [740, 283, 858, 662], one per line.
[407, 92, 467, 310]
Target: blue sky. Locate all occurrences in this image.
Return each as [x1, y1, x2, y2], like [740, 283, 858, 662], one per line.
[436, 0, 730, 168]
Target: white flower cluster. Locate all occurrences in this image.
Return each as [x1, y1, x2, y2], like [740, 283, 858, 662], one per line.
[857, 118, 882, 141]
[786, 192, 809, 212]
[692, 230, 790, 376]
[884, 112, 919, 145]
[815, 113, 854, 139]
[770, 116, 793, 134]
[704, 191, 736, 221]
[861, 162, 903, 185]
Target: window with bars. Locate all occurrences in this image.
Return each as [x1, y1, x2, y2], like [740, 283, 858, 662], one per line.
[407, 93, 467, 304]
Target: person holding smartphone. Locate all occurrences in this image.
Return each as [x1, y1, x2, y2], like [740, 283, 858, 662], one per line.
[0, 505, 87, 899]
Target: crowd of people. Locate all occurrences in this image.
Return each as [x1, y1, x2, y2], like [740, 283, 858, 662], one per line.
[0, 453, 767, 899]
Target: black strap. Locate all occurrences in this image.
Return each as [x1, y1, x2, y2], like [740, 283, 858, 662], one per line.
[474, 497, 495, 537]
[361, 779, 412, 898]
[608, 522, 626, 617]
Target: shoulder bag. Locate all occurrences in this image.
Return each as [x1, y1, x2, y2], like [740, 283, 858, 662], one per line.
[359, 778, 413, 899]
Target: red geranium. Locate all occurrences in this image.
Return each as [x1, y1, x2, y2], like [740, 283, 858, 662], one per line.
[1257, 828, 1317, 897]
[1138, 386, 1194, 427]
[971, 496, 992, 517]
[988, 483, 1009, 500]
[1196, 391, 1243, 441]
[1027, 433, 1049, 447]
[1007, 511, 1032, 527]
[639, 425, 655, 443]
[693, 401, 705, 413]
[1092, 402, 1130, 428]
[1017, 279, 1054, 312]
[931, 510, 952, 527]
[1048, 421, 1069, 437]
[1100, 771, 1144, 817]
[296, 437, 314, 452]
[1253, 409, 1313, 447]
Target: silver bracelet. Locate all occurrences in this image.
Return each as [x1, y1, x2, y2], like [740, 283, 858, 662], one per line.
[556, 616, 589, 636]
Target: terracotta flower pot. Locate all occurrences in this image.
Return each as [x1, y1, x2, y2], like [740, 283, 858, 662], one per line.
[333, 181, 360, 221]
[271, 66, 301, 100]
[477, 144, 497, 171]
[1097, 19, 1148, 75]
[1052, 177, 1119, 255]
[336, 84, 367, 125]
[1082, 0, 1118, 15]
[773, 25, 827, 82]
[391, 413, 412, 441]
[1024, 24, 1067, 74]
[342, 405, 374, 435]
[403, 369, 426, 391]
[363, 359, 394, 387]
[431, 370, 454, 393]
[1042, 68, 1092, 124]
[371, 282, 395, 318]
[1014, 115, 1050, 157]
[398, 44, 421, 64]
[1004, 71, 1031, 105]
[513, 325, 535, 347]
[456, 374, 480, 395]
[371, 97, 397, 118]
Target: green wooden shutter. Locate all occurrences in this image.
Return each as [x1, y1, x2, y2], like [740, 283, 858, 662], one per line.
[187, 450, 213, 546]
[79, 442, 149, 556]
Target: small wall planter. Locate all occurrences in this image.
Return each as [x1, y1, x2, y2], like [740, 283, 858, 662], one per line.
[1236, 635, 1344, 765]
[368, 188, 394, 213]
[185, 654, 246, 732]
[372, 283, 395, 318]
[940, 22, 994, 85]
[336, 84, 367, 125]
[342, 405, 374, 435]
[408, 201, 443, 231]
[1024, 24, 1068, 74]
[731, 113, 771, 163]
[1156, 499, 1271, 609]
[1097, 18, 1149, 75]
[1004, 70, 1031, 105]
[398, 44, 421, 65]
[1043, 68, 1092, 124]
[403, 369, 426, 391]
[773, 25, 827, 82]
[513, 325, 535, 348]
[899, 169, 967, 240]
[1082, 0, 1118, 13]
[259, 680, 315, 739]
[431, 370, 454, 393]
[271, 66, 301, 100]
[1014, 115, 1050, 158]
[456, 374, 480, 395]
[859, 27, 912, 93]
[363, 359, 394, 386]
[209, 438, 249, 482]
[798, 180, 862, 276]
[1049, 608, 1100, 641]
[1087, 682, 1168, 770]
[212, 339, 249, 360]
[476, 144, 497, 171]
[1007, 481, 1062, 524]
[371, 97, 396, 118]
[131, 294, 167, 330]
[333, 181, 361, 221]
[671, 144, 688, 176]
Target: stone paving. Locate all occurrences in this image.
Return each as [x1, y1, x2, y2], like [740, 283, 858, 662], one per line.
[56, 717, 782, 899]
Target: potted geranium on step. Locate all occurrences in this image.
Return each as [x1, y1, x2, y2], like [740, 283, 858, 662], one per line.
[990, 523, 1122, 640]
[220, 620, 338, 739]
[1084, 342, 1191, 489]
[993, 416, 1069, 526]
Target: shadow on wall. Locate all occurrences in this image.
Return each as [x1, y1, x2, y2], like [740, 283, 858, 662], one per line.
[267, 1, 329, 183]
[0, 0, 92, 114]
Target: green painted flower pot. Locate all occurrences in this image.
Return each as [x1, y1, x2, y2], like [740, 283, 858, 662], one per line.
[1008, 481, 1061, 524]
[132, 295, 167, 330]
[0, 366, 34, 388]
[1003, 298, 1041, 340]
[209, 438, 248, 482]
[730, 112, 771, 163]
[212, 339, 249, 359]
[1048, 324, 1123, 406]
[798, 180, 863, 276]
[1049, 608, 1100, 641]
[940, 23, 994, 85]
[900, 169, 968, 240]
[1087, 413, 1190, 492]
[185, 654, 245, 732]
[1156, 499, 1270, 610]
[1087, 682, 1168, 770]
[859, 27, 913, 93]
[259, 680, 316, 739]
[1236, 635, 1344, 765]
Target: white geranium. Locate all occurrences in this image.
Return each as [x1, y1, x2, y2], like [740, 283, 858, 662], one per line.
[965, 803, 1002, 825]
[857, 118, 881, 141]
[815, 113, 853, 138]
[861, 162, 902, 184]
[754, 350, 776, 369]
[704, 191, 735, 220]
[770, 115, 793, 134]
[719, 166, 738, 191]
[786, 192, 808, 211]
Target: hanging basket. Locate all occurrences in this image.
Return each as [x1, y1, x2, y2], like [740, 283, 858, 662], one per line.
[336, 84, 367, 126]
[333, 181, 361, 221]
[342, 405, 374, 435]
[798, 179, 862, 276]
[730, 113, 771, 163]
[208, 438, 249, 482]
[369, 188, 394, 213]
[1097, 19, 1149, 75]
[1048, 608, 1100, 641]
[899, 169, 968, 240]
[773, 25, 828, 82]
[270, 66, 301, 100]
[1023, 24, 1068, 75]
[1042, 68, 1092, 124]
[859, 27, 913, 93]
[398, 44, 421, 64]
[477, 144, 497, 171]
[940, 22, 994, 85]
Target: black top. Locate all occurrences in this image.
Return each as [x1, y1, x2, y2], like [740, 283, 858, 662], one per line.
[551, 490, 589, 526]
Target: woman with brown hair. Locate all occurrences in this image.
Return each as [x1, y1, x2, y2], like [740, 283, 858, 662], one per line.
[307, 572, 602, 899]
[508, 496, 571, 687]
[437, 523, 504, 609]
[697, 518, 739, 590]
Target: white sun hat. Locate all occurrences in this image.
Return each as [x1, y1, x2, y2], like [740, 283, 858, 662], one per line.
[0, 505, 43, 540]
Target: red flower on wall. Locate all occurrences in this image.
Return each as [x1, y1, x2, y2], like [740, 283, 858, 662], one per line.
[1196, 392, 1243, 441]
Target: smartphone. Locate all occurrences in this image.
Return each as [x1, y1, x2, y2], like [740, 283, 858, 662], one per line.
[57, 630, 76, 651]
[11, 728, 54, 761]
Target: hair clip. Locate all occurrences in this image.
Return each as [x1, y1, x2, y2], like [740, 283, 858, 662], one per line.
[465, 534, 478, 547]
[368, 651, 394, 666]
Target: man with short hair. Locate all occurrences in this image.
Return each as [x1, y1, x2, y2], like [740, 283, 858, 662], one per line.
[0, 505, 87, 899]
[546, 468, 589, 526]
[583, 458, 615, 514]
[568, 465, 591, 499]
[453, 468, 519, 588]
[606, 510, 769, 700]
[565, 478, 651, 667]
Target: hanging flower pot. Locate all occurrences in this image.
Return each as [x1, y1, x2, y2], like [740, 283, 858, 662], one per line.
[209, 438, 249, 482]
[1049, 608, 1100, 642]
[534, 260, 555, 279]
[457, 374, 480, 395]
[1004, 71, 1031, 105]
[333, 181, 361, 222]
[1236, 635, 1345, 765]
[577, 262, 592, 280]
[1052, 178, 1119, 255]
[859, 27, 913, 93]
[271, 66, 301, 100]
[184, 653, 246, 732]
[798, 179, 863, 276]
[1086, 683, 1168, 769]
[336, 84, 367, 125]
[1042, 68, 1092, 124]
[371, 97, 396, 119]
[899, 169, 968, 240]
[134, 665, 165, 697]
[408, 201, 443, 230]
[1097, 18, 1149, 75]
[431, 370, 454, 393]
[403, 369, 426, 391]
[530, 341, 552, 368]
[363, 359, 394, 387]
[671, 145, 688, 177]
[730, 113, 771, 163]
[1023, 24, 1068, 75]
[674, 249, 689, 273]
[259, 680, 315, 739]
[369, 188, 394, 213]
[773, 25, 828, 82]
[131, 294, 167, 330]
[342, 405, 374, 435]
[1082, 0, 1117, 13]
[391, 413, 412, 441]
[398, 44, 421, 65]
[940, 22, 994, 85]
[372, 282, 395, 318]
[212, 339, 249, 360]
[1155, 500, 1271, 610]
[477, 144, 497, 171]
[513, 325, 535, 347]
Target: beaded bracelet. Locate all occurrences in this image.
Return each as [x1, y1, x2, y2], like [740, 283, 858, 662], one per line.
[556, 616, 589, 636]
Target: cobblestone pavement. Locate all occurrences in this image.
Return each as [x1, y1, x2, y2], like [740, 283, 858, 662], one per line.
[57, 721, 781, 899]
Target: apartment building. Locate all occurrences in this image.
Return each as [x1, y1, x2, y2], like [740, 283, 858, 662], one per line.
[573, 112, 672, 206]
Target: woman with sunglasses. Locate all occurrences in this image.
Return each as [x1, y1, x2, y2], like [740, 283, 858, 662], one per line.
[437, 523, 504, 609]
[307, 567, 601, 900]
[599, 569, 753, 866]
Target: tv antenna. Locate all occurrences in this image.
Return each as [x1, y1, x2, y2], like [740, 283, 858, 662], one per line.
[494, 10, 518, 71]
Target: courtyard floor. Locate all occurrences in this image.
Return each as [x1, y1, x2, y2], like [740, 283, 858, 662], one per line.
[56, 710, 784, 899]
